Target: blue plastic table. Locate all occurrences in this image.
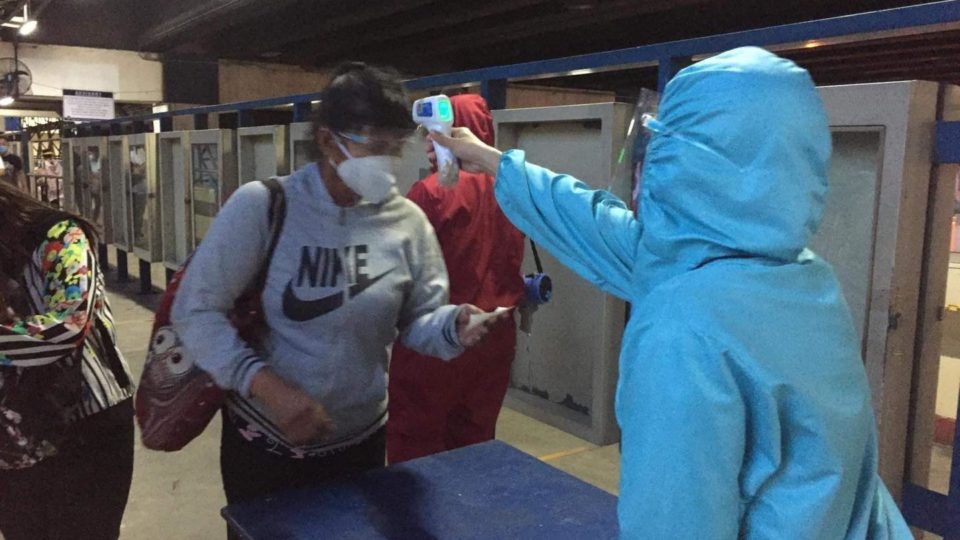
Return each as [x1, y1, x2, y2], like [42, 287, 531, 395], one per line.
[222, 440, 619, 539]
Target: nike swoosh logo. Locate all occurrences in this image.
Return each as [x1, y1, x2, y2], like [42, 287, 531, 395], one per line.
[282, 282, 343, 322]
[349, 268, 393, 299]
[282, 269, 394, 322]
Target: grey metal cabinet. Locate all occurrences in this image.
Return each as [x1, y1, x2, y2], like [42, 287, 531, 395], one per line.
[107, 136, 132, 251]
[81, 137, 114, 244]
[189, 129, 239, 248]
[60, 138, 82, 215]
[127, 133, 162, 262]
[817, 81, 942, 499]
[238, 125, 288, 184]
[158, 131, 191, 270]
[493, 103, 633, 446]
[289, 122, 314, 173]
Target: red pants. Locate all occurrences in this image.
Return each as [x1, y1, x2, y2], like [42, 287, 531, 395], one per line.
[387, 322, 516, 464]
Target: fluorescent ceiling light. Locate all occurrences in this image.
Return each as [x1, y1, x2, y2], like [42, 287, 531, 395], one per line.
[19, 19, 37, 36]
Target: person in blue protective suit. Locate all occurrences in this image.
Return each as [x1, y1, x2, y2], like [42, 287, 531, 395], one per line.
[429, 47, 912, 539]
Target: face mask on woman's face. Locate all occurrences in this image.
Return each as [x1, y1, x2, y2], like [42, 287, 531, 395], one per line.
[0, 146, 8, 155]
[328, 136, 399, 204]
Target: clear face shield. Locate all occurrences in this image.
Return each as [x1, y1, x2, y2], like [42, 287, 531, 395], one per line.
[612, 88, 661, 215]
[332, 127, 416, 157]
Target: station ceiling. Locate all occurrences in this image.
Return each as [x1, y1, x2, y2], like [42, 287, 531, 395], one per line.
[5, 0, 959, 96]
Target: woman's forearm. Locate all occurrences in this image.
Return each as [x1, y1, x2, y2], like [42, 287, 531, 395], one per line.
[477, 146, 503, 176]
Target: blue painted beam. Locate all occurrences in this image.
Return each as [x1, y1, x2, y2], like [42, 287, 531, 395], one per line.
[937, 121, 960, 164]
[404, 0, 960, 90]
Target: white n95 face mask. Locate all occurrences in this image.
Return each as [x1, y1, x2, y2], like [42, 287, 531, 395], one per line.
[331, 138, 398, 204]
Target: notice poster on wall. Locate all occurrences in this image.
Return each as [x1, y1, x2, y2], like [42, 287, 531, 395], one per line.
[62, 89, 115, 121]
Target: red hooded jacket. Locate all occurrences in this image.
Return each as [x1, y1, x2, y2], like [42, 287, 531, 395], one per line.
[388, 94, 525, 463]
[406, 94, 525, 309]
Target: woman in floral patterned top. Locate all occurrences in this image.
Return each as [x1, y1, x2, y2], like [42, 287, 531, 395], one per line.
[0, 181, 134, 540]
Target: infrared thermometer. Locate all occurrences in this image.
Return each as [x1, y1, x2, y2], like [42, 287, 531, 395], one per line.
[412, 95, 460, 186]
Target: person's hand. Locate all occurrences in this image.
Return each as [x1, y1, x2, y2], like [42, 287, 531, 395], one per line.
[426, 127, 502, 176]
[456, 304, 513, 347]
[249, 368, 334, 446]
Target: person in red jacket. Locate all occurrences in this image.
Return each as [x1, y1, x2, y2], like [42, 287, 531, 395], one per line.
[387, 93, 525, 464]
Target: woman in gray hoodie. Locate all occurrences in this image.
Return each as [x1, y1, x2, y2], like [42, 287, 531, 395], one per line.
[171, 63, 507, 509]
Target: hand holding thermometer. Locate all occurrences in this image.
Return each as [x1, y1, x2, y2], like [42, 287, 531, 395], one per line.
[412, 95, 460, 186]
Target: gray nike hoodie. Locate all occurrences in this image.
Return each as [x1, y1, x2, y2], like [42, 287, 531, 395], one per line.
[171, 162, 463, 455]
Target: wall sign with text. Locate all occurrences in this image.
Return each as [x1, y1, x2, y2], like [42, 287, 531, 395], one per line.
[62, 89, 116, 121]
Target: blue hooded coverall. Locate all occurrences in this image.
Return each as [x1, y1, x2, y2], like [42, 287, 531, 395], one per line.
[492, 47, 912, 539]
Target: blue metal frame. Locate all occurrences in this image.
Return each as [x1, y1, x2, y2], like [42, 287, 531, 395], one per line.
[657, 56, 691, 94]
[937, 122, 960, 164]
[902, 388, 960, 539]
[292, 101, 313, 123]
[480, 79, 508, 111]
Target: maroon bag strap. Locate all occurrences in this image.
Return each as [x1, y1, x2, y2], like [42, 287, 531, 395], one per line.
[254, 177, 287, 292]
